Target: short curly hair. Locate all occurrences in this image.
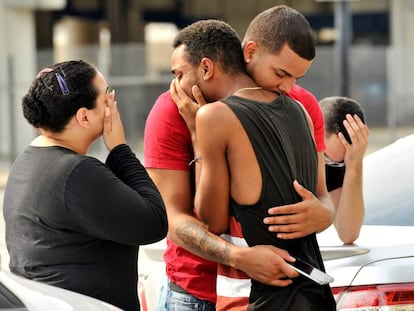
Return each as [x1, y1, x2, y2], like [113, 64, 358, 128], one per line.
[22, 60, 98, 132]
[172, 19, 246, 76]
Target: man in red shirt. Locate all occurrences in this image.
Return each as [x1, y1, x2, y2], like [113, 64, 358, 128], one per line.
[144, 5, 333, 309]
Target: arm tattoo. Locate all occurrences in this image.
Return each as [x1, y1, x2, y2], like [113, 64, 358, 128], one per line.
[176, 219, 232, 266]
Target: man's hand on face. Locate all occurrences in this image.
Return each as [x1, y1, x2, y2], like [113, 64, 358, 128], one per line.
[170, 79, 207, 134]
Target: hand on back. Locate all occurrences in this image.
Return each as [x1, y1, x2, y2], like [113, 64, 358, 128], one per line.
[264, 180, 332, 239]
[235, 245, 299, 287]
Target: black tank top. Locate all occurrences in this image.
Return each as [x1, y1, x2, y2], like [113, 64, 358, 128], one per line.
[221, 94, 336, 311]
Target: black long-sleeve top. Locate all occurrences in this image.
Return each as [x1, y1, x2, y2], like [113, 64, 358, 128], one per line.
[3, 144, 168, 311]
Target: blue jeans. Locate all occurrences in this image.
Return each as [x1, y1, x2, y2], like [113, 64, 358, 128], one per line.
[156, 275, 215, 311]
[166, 289, 215, 311]
[155, 275, 168, 311]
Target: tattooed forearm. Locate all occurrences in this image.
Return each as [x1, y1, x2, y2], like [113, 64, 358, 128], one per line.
[175, 218, 232, 266]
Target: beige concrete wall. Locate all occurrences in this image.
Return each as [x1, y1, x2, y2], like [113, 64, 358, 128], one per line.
[351, 0, 389, 11]
[387, 0, 414, 125]
[0, 4, 37, 157]
[53, 16, 100, 62]
[1, 1, 66, 158]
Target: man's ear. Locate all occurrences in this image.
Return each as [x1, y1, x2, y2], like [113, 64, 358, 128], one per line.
[200, 57, 214, 81]
[76, 107, 90, 128]
[243, 41, 258, 64]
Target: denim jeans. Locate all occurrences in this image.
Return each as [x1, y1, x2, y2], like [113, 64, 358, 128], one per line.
[166, 289, 215, 311]
[155, 275, 168, 311]
[156, 275, 215, 311]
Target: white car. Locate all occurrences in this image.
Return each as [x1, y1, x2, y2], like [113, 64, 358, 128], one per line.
[0, 267, 122, 310]
[139, 134, 414, 311]
[318, 133, 414, 310]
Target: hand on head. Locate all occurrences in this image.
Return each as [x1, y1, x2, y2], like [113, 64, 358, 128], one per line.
[338, 114, 370, 164]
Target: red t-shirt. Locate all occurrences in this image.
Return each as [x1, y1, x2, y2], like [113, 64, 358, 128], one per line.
[288, 84, 326, 152]
[144, 86, 325, 306]
[144, 91, 217, 303]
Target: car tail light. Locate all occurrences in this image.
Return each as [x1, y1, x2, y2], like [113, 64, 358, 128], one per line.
[332, 283, 414, 310]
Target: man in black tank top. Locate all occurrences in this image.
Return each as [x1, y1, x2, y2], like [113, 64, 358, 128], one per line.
[169, 19, 336, 310]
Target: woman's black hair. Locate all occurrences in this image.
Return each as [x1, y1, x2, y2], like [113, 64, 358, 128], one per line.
[22, 60, 98, 132]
